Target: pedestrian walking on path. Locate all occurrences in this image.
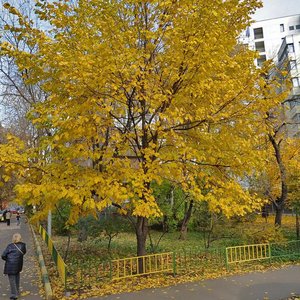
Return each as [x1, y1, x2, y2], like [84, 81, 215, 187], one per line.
[6, 210, 11, 226]
[0, 217, 43, 299]
[16, 213, 20, 226]
[1, 233, 26, 300]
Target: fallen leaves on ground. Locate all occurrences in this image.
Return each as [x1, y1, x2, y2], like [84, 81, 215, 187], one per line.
[44, 256, 300, 300]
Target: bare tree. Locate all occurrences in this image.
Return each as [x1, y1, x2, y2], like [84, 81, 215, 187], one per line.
[0, 0, 47, 144]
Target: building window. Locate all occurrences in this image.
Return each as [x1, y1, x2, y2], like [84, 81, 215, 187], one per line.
[290, 60, 297, 70]
[287, 43, 295, 53]
[289, 98, 300, 109]
[280, 24, 285, 32]
[254, 27, 264, 39]
[289, 25, 295, 30]
[255, 41, 265, 52]
[257, 55, 266, 67]
[296, 25, 300, 30]
[292, 77, 300, 87]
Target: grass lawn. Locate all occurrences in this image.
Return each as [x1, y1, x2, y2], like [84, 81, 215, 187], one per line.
[51, 214, 299, 263]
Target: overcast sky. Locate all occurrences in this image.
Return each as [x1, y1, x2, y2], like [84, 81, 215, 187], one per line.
[253, 0, 300, 21]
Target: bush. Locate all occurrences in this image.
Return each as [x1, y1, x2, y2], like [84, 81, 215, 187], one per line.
[52, 200, 72, 235]
[243, 224, 286, 244]
[75, 209, 133, 250]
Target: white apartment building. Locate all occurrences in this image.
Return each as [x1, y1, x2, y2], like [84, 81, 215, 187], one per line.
[241, 1, 300, 137]
[277, 33, 300, 136]
[246, 15, 300, 65]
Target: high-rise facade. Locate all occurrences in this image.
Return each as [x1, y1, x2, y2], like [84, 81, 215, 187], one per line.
[241, 2, 300, 137]
[277, 33, 300, 137]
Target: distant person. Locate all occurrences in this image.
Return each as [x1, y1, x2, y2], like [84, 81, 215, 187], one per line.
[1, 233, 26, 300]
[16, 212, 20, 226]
[6, 210, 11, 226]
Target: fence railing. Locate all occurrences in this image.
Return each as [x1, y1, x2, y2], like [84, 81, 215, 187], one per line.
[226, 243, 270, 266]
[69, 247, 226, 284]
[110, 252, 175, 280]
[225, 240, 300, 269]
[175, 247, 225, 273]
[36, 228, 300, 288]
[39, 225, 67, 287]
[270, 240, 300, 259]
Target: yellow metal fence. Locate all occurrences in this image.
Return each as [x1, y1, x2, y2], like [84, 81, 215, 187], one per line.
[39, 225, 67, 287]
[110, 252, 174, 280]
[226, 243, 270, 266]
[36, 227, 300, 286]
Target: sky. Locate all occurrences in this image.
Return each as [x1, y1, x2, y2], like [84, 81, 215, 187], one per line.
[253, 0, 300, 21]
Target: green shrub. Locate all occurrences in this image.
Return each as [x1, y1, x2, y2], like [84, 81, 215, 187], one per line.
[243, 224, 286, 244]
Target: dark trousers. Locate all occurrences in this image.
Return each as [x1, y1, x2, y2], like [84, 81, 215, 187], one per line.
[6, 219, 10, 226]
[8, 273, 20, 298]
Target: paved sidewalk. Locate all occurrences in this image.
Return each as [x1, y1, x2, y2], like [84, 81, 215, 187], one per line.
[0, 216, 44, 299]
[89, 265, 300, 300]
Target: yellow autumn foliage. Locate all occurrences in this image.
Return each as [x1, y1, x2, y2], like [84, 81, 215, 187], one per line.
[0, 0, 290, 243]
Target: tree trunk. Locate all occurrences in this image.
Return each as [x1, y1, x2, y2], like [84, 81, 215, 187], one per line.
[179, 200, 194, 240]
[261, 204, 269, 221]
[296, 213, 299, 240]
[162, 215, 168, 232]
[274, 203, 284, 226]
[269, 134, 288, 227]
[205, 214, 214, 249]
[107, 235, 112, 253]
[64, 233, 71, 262]
[77, 226, 88, 242]
[136, 216, 148, 273]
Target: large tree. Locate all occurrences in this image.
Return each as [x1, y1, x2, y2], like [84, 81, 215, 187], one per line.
[0, 0, 288, 257]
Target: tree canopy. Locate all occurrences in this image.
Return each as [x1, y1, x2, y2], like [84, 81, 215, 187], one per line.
[0, 0, 289, 255]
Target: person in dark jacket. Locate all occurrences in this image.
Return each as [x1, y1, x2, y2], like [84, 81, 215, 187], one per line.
[16, 212, 20, 226]
[1, 233, 26, 300]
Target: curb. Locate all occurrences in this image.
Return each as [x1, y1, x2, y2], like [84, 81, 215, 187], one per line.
[30, 225, 53, 300]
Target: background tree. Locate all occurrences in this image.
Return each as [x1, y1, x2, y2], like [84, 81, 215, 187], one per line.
[0, 0, 289, 259]
[0, 0, 50, 218]
[151, 180, 186, 233]
[254, 98, 300, 227]
[0, 0, 47, 140]
[286, 139, 300, 237]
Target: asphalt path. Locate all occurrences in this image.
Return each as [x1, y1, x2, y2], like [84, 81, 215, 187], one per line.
[0, 216, 43, 299]
[89, 265, 300, 300]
